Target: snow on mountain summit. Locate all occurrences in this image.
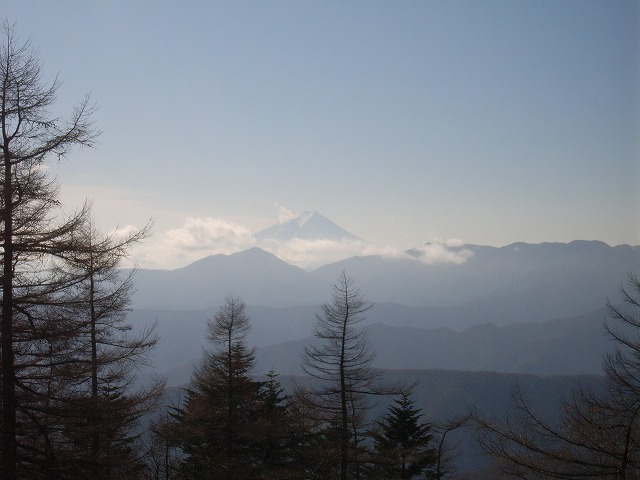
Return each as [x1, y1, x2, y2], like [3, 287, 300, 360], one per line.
[296, 211, 315, 227]
[255, 211, 361, 243]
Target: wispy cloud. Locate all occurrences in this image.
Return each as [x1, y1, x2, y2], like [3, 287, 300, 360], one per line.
[165, 217, 254, 252]
[275, 204, 297, 224]
[131, 217, 255, 269]
[127, 216, 473, 270]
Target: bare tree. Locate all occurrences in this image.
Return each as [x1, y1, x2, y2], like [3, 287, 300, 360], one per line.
[0, 21, 97, 479]
[473, 274, 640, 479]
[301, 272, 386, 480]
[56, 218, 161, 478]
[433, 414, 471, 480]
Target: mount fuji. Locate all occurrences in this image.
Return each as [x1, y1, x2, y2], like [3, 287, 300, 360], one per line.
[255, 211, 362, 243]
[253, 211, 367, 269]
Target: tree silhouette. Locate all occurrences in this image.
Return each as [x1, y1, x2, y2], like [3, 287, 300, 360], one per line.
[57, 218, 160, 478]
[169, 296, 297, 479]
[370, 391, 437, 479]
[474, 274, 640, 478]
[0, 21, 97, 479]
[302, 272, 387, 480]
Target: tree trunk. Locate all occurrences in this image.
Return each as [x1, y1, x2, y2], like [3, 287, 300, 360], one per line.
[89, 252, 101, 463]
[1, 147, 17, 480]
[227, 325, 234, 480]
[340, 308, 349, 480]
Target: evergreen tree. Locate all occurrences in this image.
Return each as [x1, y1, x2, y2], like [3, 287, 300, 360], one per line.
[370, 392, 437, 480]
[251, 371, 297, 479]
[171, 296, 295, 480]
[287, 387, 339, 480]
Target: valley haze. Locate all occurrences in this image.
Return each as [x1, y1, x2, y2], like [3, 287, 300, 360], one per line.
[129, 214, 639, 387]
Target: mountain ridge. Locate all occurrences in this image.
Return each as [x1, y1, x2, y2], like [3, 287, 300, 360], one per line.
[131, 240, 639, 320]
[254, 307, 611, 377]
[132, 304, 612, 386]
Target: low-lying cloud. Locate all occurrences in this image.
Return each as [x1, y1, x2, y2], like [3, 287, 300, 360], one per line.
[409, 240, 474, 264]
[258, 238, 370, 270]
[165, 217, 254, 252]
[131, 217, 255, 269]
[129, 217, 473, 270]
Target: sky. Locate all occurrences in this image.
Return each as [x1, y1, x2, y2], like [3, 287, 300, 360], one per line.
[3, 1, 639, 269]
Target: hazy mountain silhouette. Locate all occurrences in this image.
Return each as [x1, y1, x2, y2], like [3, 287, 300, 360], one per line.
[255, 308, 611, 377]
[310, 241, 638, 322]
[131, 240, 639, 329]
[132, 247, 313, 309]
[128, 235, 638, 388]
[133, 306, 616, 387]
[255, 210, 361, 243]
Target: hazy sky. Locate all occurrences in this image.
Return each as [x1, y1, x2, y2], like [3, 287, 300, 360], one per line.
[4, 1, 639, 268]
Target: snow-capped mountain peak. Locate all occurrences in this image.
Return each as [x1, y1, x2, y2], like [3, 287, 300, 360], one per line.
[255, 211, 361, 243]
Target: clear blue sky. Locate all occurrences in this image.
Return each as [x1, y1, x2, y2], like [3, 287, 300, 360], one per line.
[4, 1, 639, 268]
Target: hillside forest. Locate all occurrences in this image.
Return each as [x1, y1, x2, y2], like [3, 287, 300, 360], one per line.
[1, 22, 639, 480]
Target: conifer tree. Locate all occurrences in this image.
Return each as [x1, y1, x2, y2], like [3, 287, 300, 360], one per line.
[302, 272, 388, 480]
[251, 371, 297, 479]
[56, 218, 160, 478]
[171, 296, 262, 479]
[0, 21, 97, 479]
[168, 298, 302, 479]
[370, 392, 437, 479]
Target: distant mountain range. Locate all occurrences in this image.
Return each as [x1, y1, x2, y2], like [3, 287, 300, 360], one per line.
[133, 305, 615, 386]
[128, 212, 638, 391]
[132, 240, 638, 328]
[255, 308, 612, 376]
